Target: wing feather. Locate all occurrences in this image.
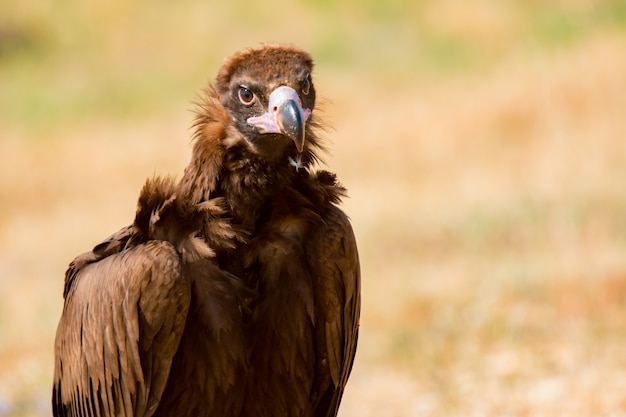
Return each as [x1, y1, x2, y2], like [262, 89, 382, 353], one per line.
[309, 204, 361, 417]
[53, 240, 191, 417]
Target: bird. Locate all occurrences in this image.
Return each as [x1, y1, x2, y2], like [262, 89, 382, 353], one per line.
[53, 44, 360, 417]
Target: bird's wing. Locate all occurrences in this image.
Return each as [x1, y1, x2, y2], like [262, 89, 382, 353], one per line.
[53, 240, 192, 417]
[309, 204, 361, 417]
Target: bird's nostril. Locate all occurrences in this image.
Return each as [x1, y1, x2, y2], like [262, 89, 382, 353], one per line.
[273, 106, 278, 112]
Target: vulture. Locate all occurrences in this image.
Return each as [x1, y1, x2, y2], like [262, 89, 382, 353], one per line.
[53, 44, 360, 417]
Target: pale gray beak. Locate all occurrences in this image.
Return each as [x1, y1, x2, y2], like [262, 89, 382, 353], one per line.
[247, 86, 312, 153]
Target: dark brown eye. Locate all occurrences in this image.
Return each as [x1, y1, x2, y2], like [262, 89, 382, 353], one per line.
[301, 75, 311, 96]
[238, 86, 255, 105]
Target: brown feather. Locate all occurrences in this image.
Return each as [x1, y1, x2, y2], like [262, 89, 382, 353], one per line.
[178, 86, 233, 204]
[54, 241, 192, 417]
[53, 44, 359, 417]
[54, 176, 248, 417]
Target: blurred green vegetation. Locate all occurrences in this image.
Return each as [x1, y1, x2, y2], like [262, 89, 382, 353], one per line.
[2, 0, 626, 132]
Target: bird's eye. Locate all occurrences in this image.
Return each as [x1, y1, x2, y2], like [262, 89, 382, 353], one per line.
[238, 87, 255, 105]
[301, 75, 311, 96]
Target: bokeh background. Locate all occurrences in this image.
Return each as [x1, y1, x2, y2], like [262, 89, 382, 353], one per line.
[2, 0, 626, 415]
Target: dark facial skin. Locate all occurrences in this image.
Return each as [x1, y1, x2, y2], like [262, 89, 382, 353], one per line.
[215, 46, 316, 160]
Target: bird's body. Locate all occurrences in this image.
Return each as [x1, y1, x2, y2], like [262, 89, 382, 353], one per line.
[53, 44, 360, 417]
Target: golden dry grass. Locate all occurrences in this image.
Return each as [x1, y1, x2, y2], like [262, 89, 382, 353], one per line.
[2, 1, 626, 416]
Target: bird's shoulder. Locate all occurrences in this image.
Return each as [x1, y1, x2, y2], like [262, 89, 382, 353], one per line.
[63, 175, 237, 300]
[304, 177, 359, 320]
[62, 224, 138, 299]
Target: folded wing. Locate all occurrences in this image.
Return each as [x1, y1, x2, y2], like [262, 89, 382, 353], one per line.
[53, 240, 191, 417]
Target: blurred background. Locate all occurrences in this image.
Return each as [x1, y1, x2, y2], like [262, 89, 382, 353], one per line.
[2, 0, 626, 415]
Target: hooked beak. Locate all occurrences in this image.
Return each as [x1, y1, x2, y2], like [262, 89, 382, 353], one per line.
[247, 86, 312, 153]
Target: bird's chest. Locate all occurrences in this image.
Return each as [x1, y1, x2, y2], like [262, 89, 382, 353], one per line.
[221, 169, 291, 230]
[218, 166, 321, 308]
[234, 214, 318, 417]
[237, 213, 313, 287]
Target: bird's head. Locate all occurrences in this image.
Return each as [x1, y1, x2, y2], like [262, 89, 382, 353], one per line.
[215, 44, 319, 166]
